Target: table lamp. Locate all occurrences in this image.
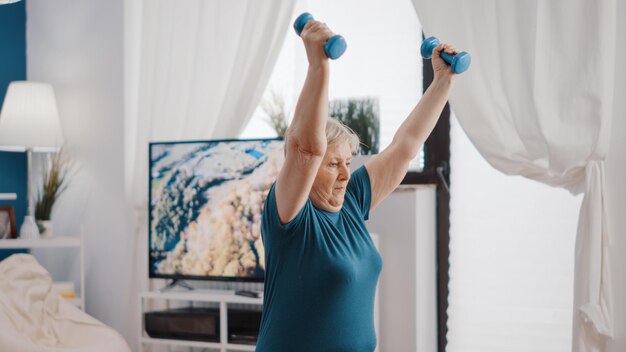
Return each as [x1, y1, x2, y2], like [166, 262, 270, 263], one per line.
[0, 81, 64, 239]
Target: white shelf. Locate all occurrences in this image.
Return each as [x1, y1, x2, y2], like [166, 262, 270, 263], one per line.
[140, 289, 262, 352]
[140, 289, 262, 304]
[141, 336, 221, 349]
[140, 337, 255, 351]
[0, 237, 81, 249]
[65, 297, 83, 309]
[0, 193, 17, 200]
[223, 342, 256, 351]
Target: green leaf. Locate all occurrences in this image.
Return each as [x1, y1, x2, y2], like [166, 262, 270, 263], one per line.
[34, 148, 72, 221]
[329, 97, 380, 155]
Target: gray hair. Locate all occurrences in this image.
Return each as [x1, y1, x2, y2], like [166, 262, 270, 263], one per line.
[325, 118, 360, 154]
[284, 118, 361, 155]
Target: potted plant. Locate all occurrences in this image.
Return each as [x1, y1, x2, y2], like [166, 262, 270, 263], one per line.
[329, 97, 380, 155]
[260, 91, 381, 154]
[35, 149, 70, 237]
[260, 89, 290, 138]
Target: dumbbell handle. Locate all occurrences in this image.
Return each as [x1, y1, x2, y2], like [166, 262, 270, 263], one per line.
[439, 51, 456, 64]
[421, 36, 471, 74]
[293, 12, 347, 60]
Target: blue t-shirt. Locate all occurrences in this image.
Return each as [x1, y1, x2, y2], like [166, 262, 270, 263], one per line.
[256, 166, 383, 352]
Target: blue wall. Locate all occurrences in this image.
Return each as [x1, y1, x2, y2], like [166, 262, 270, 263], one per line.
[0, 0, 28, 259]
[0, 0, 26, 103]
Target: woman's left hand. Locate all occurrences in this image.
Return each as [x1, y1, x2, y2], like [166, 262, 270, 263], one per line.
[431, 42, 459, 82]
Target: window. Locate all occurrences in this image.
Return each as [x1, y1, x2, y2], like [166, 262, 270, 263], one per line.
[240, 0, 424, 170]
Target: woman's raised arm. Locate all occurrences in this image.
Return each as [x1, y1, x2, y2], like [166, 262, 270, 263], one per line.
[365, 43, 459, 210]
[274, 21, 335, 224]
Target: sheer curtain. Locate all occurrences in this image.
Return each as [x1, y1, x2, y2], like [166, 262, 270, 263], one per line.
[123, 0, 296, 348]
[410, 1, 616, 351]
[126, 0, 297, 203]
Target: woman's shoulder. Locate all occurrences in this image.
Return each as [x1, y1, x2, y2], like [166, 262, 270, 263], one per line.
[262, 182, 314, 236]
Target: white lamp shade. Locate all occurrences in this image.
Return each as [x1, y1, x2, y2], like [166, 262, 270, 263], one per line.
[0, 81, 64, 151]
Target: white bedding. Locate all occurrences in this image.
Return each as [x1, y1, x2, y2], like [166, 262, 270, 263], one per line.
[0, 254, 131, 352]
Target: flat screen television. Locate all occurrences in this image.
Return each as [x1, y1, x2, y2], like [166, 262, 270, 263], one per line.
[149, 138, 285, 282]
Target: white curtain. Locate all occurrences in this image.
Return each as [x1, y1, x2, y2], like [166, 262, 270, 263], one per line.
[410, 1, 616, 351]
[127, 0, 297, 204]
[123, 0, 296, 348]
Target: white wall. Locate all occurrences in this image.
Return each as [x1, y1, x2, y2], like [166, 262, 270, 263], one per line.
[448, 112, 583, 352]
[26, 0, 135, 347]
[605, 1, 626, 351]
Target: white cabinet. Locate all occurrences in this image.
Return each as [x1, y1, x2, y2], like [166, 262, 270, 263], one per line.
[0, 234, 85, 309]
[139, 289, 262, 352]
[367, 185, 438, 352]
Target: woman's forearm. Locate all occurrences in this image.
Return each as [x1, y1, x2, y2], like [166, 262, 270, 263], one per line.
[289, 64, 330, 156]
[391, 77, 453, 160]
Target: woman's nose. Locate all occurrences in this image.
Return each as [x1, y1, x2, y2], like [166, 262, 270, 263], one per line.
[338, 164, 350, 179]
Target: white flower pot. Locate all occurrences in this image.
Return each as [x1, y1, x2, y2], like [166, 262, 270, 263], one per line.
[38, 220, 54, 238]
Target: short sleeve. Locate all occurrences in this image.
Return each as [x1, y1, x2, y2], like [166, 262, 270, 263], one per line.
[345, 165, 372, 220]
[261, 182, 311, 246]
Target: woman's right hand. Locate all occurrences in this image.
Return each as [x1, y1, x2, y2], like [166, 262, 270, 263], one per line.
[300, 21, 334, 67]
[431, 43, 458, 83]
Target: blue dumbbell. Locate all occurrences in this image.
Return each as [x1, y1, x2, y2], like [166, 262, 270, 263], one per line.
[293, 12, 347, 60]
[421, 36, 471, 74]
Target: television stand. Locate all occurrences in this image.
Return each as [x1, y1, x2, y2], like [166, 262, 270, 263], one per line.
[160, 279, 194, 292]
[139, 289, 263, 352]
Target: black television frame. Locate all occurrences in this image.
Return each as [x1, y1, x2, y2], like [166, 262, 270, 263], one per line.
[148, 137, 284, 283]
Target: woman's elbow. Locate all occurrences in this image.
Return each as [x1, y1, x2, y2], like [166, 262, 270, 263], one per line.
[390, 139, 420, 162]
[286, 135, 327, 158]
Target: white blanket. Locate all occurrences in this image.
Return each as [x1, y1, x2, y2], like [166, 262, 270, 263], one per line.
[0, 254, 131, 352]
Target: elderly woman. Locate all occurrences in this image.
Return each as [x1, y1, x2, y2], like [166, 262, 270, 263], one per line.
[256, 20, 459, 352]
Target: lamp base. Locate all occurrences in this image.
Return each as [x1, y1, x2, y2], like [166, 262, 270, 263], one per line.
[19, 215, 41, 239]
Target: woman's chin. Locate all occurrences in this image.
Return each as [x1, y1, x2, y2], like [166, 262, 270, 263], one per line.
[312, 193, 345, 212]
[329, 197, 345, 210]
